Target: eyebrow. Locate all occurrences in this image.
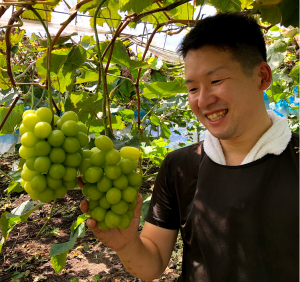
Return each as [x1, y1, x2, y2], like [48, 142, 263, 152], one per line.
[185, 66, 226, 84]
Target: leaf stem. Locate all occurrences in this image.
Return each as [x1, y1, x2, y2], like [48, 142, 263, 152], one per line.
[36, 198, 57, 238]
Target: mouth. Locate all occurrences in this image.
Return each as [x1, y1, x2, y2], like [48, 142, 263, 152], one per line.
[206, 109, 228, 122]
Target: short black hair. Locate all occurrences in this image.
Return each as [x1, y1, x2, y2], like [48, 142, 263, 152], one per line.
[177, 12, 266, 76]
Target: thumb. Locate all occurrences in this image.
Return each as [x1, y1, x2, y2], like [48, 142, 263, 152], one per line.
[133, 193, 143, 218]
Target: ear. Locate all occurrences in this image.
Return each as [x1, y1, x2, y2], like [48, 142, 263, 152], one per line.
[258, 62, 272, 90]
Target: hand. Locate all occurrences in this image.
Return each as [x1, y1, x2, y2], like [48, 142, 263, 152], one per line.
[80, 193, 143, 252]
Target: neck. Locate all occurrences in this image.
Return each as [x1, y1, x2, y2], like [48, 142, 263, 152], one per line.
[220, 110, 272, 166]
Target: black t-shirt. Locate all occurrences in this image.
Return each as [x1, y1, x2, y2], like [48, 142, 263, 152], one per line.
[145, 132, 299, 282]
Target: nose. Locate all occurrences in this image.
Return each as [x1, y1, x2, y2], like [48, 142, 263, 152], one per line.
[197, 86, 218, 110]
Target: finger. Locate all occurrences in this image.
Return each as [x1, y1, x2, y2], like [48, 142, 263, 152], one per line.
[77, 176, 84, 188]
[86, 218, 104, 239]
[80, 199, 89, 214]
[133, 193, 143, 218]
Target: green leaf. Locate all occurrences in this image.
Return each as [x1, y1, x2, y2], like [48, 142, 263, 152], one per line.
[6, 181, 22, 194]
[76, 70, 99, 84]
[273, 40, 288, 52]
[51, 251, 68, 274]
[143, 80, 187, 99]
[160, 122, 171, 139]
[0, 88, 19, 106]
[119, 109, 134, 121]
[240, 0, 253, 9]
[252, 3, 282, 25]
[70, 91, 88, 106]
[0, 30, 25, 51]
[120, 0, 153, 13]
[0, 105, 23, 135]
[147, 57, 163, 71]
[140, 194, 152, 224]
[268, 52, 285, 70]
[150, 115, 160, 125]
[81, 35, 96, 50]
[207, 0, 242, 12]
[289, 65, 299, 83]
[277, 0, 299, 28]
[108, 132, 140, 150]
[70, 214, 90, 234]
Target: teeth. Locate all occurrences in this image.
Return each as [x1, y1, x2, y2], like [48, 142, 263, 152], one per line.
[207, 110, 227, 121]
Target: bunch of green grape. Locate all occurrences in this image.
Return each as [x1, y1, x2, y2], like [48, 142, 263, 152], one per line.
[19, 108, 89, 203]
[81, 135, 142, 231]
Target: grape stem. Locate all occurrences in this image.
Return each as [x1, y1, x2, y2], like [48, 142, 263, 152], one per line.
[93, 0, 108, 136]
[36, 198, 57, 238]
[29, 6, 54, 128]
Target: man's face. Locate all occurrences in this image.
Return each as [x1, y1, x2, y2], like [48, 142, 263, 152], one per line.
[185, 46, 262, 140]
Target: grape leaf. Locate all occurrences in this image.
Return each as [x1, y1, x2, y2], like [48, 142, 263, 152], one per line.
[277, 0, 299, 28]
[120, 0, 153, 14]
[0, 105, 23, 136]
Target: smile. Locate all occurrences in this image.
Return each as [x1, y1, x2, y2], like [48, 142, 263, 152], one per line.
[206, 110, 228, 121]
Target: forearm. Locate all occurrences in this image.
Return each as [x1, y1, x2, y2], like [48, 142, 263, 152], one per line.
[116, 233, 165, 281]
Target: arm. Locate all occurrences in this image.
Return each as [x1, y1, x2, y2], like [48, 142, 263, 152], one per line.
[81, 195, 178, 281]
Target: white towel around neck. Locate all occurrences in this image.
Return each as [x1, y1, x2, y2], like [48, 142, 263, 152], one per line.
[203, 110, 292, 165]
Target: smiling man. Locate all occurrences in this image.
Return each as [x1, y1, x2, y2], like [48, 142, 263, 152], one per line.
[81, 12, 299, 282]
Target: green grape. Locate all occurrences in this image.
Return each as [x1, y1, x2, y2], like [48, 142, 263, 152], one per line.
[20, 179, 26, 187]
[26, 157, 37, 171]
[49, 164, 66, 179]
[29, 191, 39, 201]
[63, 167, 77, 182]
[78, 123, 88, 134]
[126, 210, 134, 220]
[21, 167, 40, 181]
[54, 186, 68, 198]
[63, 178, 78, 190]
[19, 123, 29, 135]
[63, 152, 81, 167]
[21, 132, 39, 148]
[82, 175, 87, 183]
[88, 209, 93, 215]
[97, 175, 112, 192]
[111, 200, 129, 215]
[76, 132, 89, 147]
[22, 110, 35, 118]
[53, 115, 59, 125]
[23, 113, 41, 131]
[47, 175, 62, 190]
[104, 165, 121, 180]
[90, 150, 106, 167]
[122, 187, 137, 203]
[30, 174, 47, 192]
[38, 187, 54, 203]
[62, 137, 80, 153]
[88, 199, 99, 210]
[105, 149, 121, 165]
[36, 107, 52, 124]
[95, 135, 114, 152]
[132, 160, 139, 170]
[34, 140, 52, 156]
[49, 147, 66, 164]
[48, 130, 64, 147]
[82, 150, 94, 159]
[87, 185, 104, 200]
[117, 214, 131, 230]
[61, 120, 79, 137]
[99, 196, 112, 209]
[91, 147, 99, 152]
[79, 158, 92, 175]
[60, 111, 79, 124]
[82, 183, 94, 197]
[56, 119, 62, 129]
[106, 188, 122, 204]
[133, 186, 140, 192]
[113, 175, 128, 190]
[128, 199, 137, 210]
[118, 159, 133, 174]
[19, 146, 37, 159]
[97, 221, 110, 231]
[34, 122, 52, 139]
[92, 206, 107, 222]
[127, 171, 142, 187]
[34, 156, 51, 172]
[105, 210, 121, 229]
[24, 181, 35, 194]
[78, 148, 83, 157]
[85, 167, 103, 183]
[120, 146, 140, 161]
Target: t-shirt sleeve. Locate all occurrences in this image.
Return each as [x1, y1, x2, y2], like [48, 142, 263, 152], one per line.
[145, 154, 180, 230]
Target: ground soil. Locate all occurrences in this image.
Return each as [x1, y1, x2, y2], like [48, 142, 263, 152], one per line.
[0, 154, 182, 282]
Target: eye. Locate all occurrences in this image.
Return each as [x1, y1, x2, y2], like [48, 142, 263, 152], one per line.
[189, 88, 197, 92]
[211, 79, 222, 84]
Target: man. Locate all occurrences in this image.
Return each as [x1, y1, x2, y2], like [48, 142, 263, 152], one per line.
[80, 12, 299, 281]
